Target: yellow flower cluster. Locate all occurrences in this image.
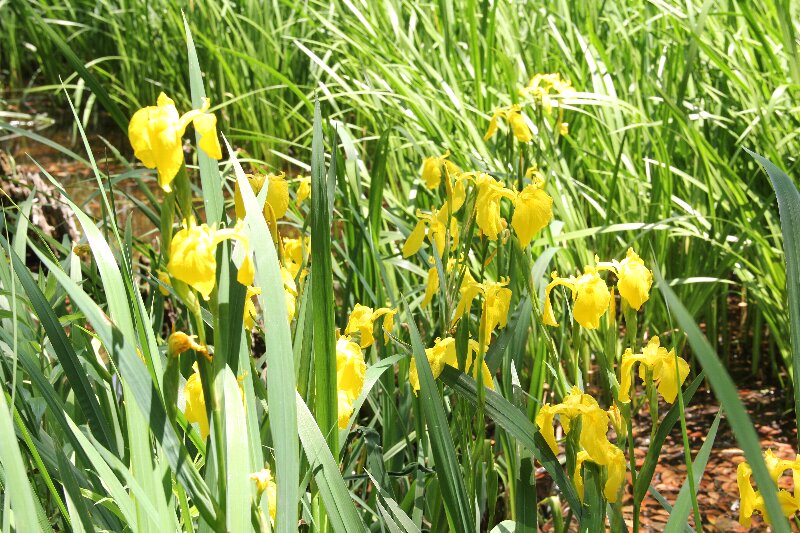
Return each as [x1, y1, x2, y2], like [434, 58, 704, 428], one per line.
[618, 336, 690, 404]
[484, 104, 533, 143]
[408, 337, 494, 393]
[453, 273, 512, 342]
[543, 248, 652, 330]
[250, 466, 277, 522]
[536, 387, 626, 503]
[128, 93, 221, 192]
[738, 450, 800, 527]
[405, 161, 552, 255]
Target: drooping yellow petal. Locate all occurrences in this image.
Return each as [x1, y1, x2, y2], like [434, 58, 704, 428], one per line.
[651, 348, 690, 404]
[473, 173, 514, 241]
[183, 369, 209, 440]
[571, 269, 611, 329]
[616, 248, 653, 311]
[512, 184, 553, 247]
[421, 155, 444, 189]
[737, 462, 758, 528]
[534, 404, 559, 455]
[507, 105, 533, 143]
[483, 110, 501, 141]
[167, 221, 218, 300]
[573, 450, 591, 502]
[402, 220, 427, 258]
[191, 111, 222, 160]
[244, 286, 261, 331]
[481, 280, 512, 340]
[266, 173, 290, 220]
[336, 335, 366, 427]
[371, 307, 397, 343]
[281, 267, 298, 323]
[296, 177, 311, 203]
[422, 265, 439, 307]
[345, 304, 377, 348]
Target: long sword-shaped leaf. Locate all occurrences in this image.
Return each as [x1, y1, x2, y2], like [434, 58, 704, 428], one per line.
[746, 149, 800, 442]
[405, 301, 476, 532]
[664, 411, 722, 533]
[9, 248, 116, 453]
[656, 267, 789, 531]
[439, 366, 583, 519]
[310, 100, 339, 456]
[296, 394, 368, 532]
[225, 137, 299, 532]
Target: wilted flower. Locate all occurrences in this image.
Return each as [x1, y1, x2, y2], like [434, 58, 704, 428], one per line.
[543, 267, 611, 329]
[128, 93, 221, 192]
[408, 337, 494, 393]
[345, 304, 397, 348]
[336, 336, 366, 428]
[618, 336, 690, 404]
[167, 331, 207, 357]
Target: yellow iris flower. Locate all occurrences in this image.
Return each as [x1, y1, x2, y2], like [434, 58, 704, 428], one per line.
[402, 207, 459, 258]
[336, 335, 367, 429]
[167, 218, 254, 300]
[128, 93, 221, 192]
[618, 336, 690, 404]
[282, 236, 310, 280]
[466, 172, 515, 241]
[519, 73, 575, 113]
[535, 387, 626, 502]
[250, 467, 277, 522]
[737, 451, 800, 527]
[596, 248, 652, 311]
[421, 150, 462, 189]
[345, 304, 397, 348]
[453, 273, 512, 341]
[511, 170, 553, 247]
[484, 104, 533, 142]
[543, 267, 611, 329]
[408, 337, 494, 393]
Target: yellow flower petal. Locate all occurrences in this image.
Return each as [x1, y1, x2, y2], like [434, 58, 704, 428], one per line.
[512, 184, 553, 247]
[616, 248, 652, 311]
[192, 112, 222, 160]
[402, 220, 427, 258]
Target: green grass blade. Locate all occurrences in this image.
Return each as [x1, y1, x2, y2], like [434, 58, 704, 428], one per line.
[633, 372, 705, 503]
[183, 15, 224, 225]
[439, 366, 583, 520]
[664, 411, 722, 533]
[8, 247, 116, 454]
[221, 368, 250, 532]
[225, 137, 299, 533]
[296, 393, 368, 532]
[655, 267, 790, 532]
[0, 390, 43, 533]
[405, 301, 475, 532]
[310, 100, 339, 455]
[746, 149, 800, 443]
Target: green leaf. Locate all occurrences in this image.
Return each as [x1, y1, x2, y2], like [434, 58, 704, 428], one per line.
[0, 391, 44, 533]
[310, 100, 339, 456]
[633, 372, 705, 503]
[405, 301, 476, 532]
[655, 266, 789, 532]
[746, 149, 800, 442]
[296, 394, 368, 532]
[664, 410, 722, 533]
[8, 247, 116, 454]
[439, 366, 583, 520]
[183, 15, 224, 225]
[225, 137, 300, 533]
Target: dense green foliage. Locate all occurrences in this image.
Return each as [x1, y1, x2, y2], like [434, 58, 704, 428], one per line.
[1, 1, 799, 531]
